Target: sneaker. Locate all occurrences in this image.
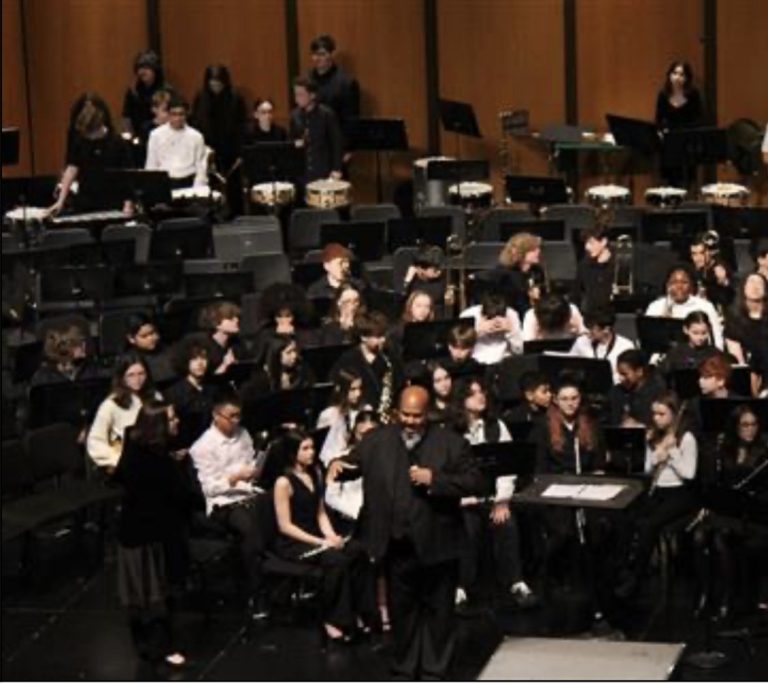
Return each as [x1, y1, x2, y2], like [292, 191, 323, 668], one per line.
[510, 582, 540, 610]
[455, 587, 468, 606]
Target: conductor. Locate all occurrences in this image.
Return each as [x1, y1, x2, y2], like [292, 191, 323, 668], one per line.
[328, 386, 486, 680]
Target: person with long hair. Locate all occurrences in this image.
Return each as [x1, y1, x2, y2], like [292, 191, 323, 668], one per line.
[693, 404, 768, 618]
[689, 232, 734, 311]
[655, 60, 705, 187]
[87, 352, 159, 471]
[609, 349, 668, 427]
[450, 378, 537, 609]
[522, 292, 585, 342]
[725, 273, 768, 395]
[50, 93, 134, 215]
[485, 232, 546, 317]
[659, 310, 720, 374]
[615, 391, 698, 598]
[274, 429, 374, 641]
[122, 50, 169, 141]
[388, 290, 435, 357]
[246, 97, 288, 144]
[114, 400, 187, 669]
[320, 282, 365, 346]
[317, 368, 366, 466]
[242, 336, 315, 403]
[255, 282, 315, 353]
[31, 319, 99, 387]
[426, 359, 454, 426]
[191, 64, 248, 214]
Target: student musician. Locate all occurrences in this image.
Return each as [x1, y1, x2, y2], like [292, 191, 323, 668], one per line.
[569, 307, 634, 383]
[609, 349, 668, 427]
[659, 310, 720, 374]
[689, 232, 734, 312]
[573, 226, 615, 314]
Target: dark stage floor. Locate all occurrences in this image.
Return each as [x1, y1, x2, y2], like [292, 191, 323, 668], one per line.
[2, 538, 766, 681]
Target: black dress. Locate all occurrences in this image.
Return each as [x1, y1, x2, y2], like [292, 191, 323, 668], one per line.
[655, 89, 705, 186]
[67, 134, 135, 211]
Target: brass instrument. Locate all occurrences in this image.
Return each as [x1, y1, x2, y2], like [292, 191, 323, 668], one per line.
[611, 234, 634, 298]
[445, 233, 468, 314]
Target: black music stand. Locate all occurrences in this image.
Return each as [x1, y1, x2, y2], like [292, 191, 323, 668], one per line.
[402, 318, 475, 362]
[427, 159, 489, 184]
[2, 128, 20, 166]
[185, 272, 254, 300]
[499, 219, 566, 242]
[149, 223, 213, 261]
[698, 398, 768, 434]
[636, 315, 686, 354]
[604, 427, 647, 475]
[505, 175, 569, 215]
[667, 367, 752, 401]
[28, 376, 111, 429]
[470, 441, 537, 491]
[364, 288, 406, 322]
[438, 99, 482, 158]
[242, 384, 331, 434]
[39, 266, 114, 305]
[522, 338, 575, 355]
[344, 118, 409, 202]
[320, 222, 386, 262]
[242, 142, 306, 213]
[606, 114, 660, 156]
[641, 210, 709, 258]
[662, 127, 728, 187]
[387, 215, 453, 252]
[113, 263, 184, 298]
[303, 344, 355, 383]
[79, 169, 172, 212]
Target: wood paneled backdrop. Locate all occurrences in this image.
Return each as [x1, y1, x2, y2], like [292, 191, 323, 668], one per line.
[3, 0, 767, 203]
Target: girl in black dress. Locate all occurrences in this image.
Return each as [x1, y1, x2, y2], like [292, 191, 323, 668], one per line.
[273, 429, 373, 641]
[246, 97, 288, 144]
[114, 400, 188, 668]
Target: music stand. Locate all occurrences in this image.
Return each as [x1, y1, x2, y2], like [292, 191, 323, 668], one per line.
[387, 215, 453, 252]
[604, 427, 647, 475]
[606, 114, 660, 156]
[66, 240, 136, 268]
[402, 318, 475, 362]
[668, 367, 752, 401]
[184, 272, 254, 300]
[242, 142, 306, 213]
[641, 210, 709, 257]
[636, 315, 686, 354]
[470, 441, 537, 491]
[538, 355, 613, 396]
[149, 223, 213, 261]
[303, 344, 355, 383]
[28, 376, 111, 429]
[2, 128, 20, 166]
[438, 99, 482, 159]
[698, 398, 768, 434]
[522, 338, 575, 355]
[505, 175, 569, 215]
[499, 219, 566, 242]
[320, 222, 386, 262]
[364, 288, 406, 322]
[114, 263, 184, 298]
[79, 169, 172, 212]
[343, 118, 409, 202]
[39, 266, 114, 304]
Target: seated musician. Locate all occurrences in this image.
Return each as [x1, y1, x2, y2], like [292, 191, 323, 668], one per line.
[573, 226, 615, 315]
[124, 312, 175, 385]
[253, 283, 315, 355]
[31, 319, 100, 387]
[503, 371, 552, 427]
[307, 243, 365, 301]
[145, 93, 208, 189]
[194, 301, 245, 376]
[609, 349, 667, 427]
[190, 395, 265, 611]
[273, 429, 375, 641]
[289, 77, 343, 183]
[403, 245, 448, 305]
[387, 290, 435, 358]
[441, 324, 483, 379]
[689, 232, 734, 311]
[426, 360, 454, 426]
[482, 232, 545, 318]
[319, 283, 365, 346]
[694, 405, 768, 617]
[522, 292, 585, 342]
[645, 265, 723, 348]
[317, 369, 365, 465]
[724, 273, 768, 395]
[451, 378, 538, 609]
[569, 307, 635, 383]
[460, 293, 523, 365]
[50, 93, 134, 216]
[240, 336, 315, 403]
[658, 311, 720, 374]
[615, 391, 698, 598]
[754, 239, 768, 281]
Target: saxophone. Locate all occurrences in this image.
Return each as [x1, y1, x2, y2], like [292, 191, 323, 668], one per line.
[378, 353, 394, 424]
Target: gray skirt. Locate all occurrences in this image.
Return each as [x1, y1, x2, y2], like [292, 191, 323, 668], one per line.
[117, 542, 168, 610]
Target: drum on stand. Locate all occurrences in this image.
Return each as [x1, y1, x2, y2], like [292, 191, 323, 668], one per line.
[250, 181, 296, 207]
[413, 156, 455, 209]
[3, 207, 49, 247]
[449, 182, 494, 212]
[645, 186, 687, 208]
[171, 186, 224, 208]
[585, 184, 631, 208]
[305, 179, 352, 209]
[700, 182, 750, 207]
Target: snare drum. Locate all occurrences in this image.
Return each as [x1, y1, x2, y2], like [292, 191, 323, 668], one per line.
[250, 181, 296, 207]
[701, 182, 750, 207]
[171, 186, 224, 206]
[413, 156, 455, 209]
[585, 184, 631, 208]
[645, 186, 687, 208]
[305, 179, 351, 209]
[3, 207, 49, 246]
[449, 182, 494, 211]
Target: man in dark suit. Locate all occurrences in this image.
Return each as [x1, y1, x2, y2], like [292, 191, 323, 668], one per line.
[328, 386, 486, 680]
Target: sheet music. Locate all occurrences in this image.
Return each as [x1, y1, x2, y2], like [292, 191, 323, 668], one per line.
[541, 483, 625, 501]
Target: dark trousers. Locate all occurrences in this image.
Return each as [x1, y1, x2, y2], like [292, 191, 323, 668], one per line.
[387, 539, 458, 680]
[276, 538, 375, 630]
[460, 506, 522, 595]
[211, 501, 264, 594]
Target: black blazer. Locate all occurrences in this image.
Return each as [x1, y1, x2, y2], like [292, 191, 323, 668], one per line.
[348, 424, 487, 565]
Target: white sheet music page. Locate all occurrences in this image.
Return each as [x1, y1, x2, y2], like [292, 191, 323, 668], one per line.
[573, 484, 625, 501]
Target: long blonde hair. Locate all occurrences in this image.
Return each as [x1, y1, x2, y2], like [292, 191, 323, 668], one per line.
[499, 232, 541, 268]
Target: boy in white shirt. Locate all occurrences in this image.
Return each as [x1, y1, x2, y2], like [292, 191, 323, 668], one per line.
[570, 307, 635, 383]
